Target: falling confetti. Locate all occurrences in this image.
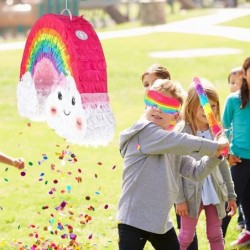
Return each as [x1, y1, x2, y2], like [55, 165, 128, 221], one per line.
[66, 185, 71, 193]
[2, 141, 119, 249]
[20, 171, 26, 176]
[51, 164, 55, 170]
[38, 155, 48, 165]
[70, 233, 76, 240]
[75, 177, 82, 183]
[55, 201, 67, 211]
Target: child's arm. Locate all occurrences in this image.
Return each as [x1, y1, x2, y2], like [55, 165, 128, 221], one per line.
[137, 122, 229, 157]
[213, 133, 230, 158]
[180, 155, 223, 182]
[0, 152, 25, 170]
[227, 154, 241, 166]
[179, 132, 229, 180]
[176, 177, 188, 216]
[226, 199, 237, 217]
[176, 202, 189, 217]
[218, 159, 237, 199]
[218, 159, 237, 216]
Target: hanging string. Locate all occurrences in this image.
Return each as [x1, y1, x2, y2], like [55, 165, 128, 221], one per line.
[61, 0, 72, 20]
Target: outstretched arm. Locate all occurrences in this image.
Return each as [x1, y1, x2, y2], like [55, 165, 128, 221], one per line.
[0, 151, 25, 169]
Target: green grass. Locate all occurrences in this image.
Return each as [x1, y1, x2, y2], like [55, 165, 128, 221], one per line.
[219, 14, 250, 28]
[1, 7, 250, 250]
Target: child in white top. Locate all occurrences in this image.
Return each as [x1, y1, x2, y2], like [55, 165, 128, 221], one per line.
[176, 79, 237, 250]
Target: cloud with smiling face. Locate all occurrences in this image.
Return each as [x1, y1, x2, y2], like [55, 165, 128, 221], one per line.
[17, 69, 114, 146]
[17, 66, 115, 146]
[45, 75, 87, 145]
[17, 13, 116, 147]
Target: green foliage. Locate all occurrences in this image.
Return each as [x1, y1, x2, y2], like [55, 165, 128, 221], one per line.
[0, 9, 250, 250]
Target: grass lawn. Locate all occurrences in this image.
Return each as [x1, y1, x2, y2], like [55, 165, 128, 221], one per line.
[219, 14, 250, 28]
[0, 7, 250, 250]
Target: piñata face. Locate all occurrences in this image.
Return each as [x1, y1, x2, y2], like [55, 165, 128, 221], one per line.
[17, 14, 115, 146]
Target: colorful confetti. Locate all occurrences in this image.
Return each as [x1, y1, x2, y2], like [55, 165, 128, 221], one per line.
[1, 141, 117, 249]
[20, 171, 26, 176]
[55, 201, 67, 211]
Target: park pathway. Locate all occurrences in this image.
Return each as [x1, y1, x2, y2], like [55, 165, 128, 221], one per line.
[98, 7, 250, 42]
[0, 7, 250, 52]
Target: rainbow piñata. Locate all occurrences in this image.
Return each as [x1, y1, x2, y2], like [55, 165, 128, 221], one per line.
[17, 14, 115, 146]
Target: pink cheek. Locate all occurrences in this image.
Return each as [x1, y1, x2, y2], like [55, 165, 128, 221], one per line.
[50, 106, 57, 116]
[76, 117, 83, 130]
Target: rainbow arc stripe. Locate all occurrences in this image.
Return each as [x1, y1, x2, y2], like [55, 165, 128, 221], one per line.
[19, 13, 108, 94]
[144, 90, 181, 114]
[22, 27, 72, 77]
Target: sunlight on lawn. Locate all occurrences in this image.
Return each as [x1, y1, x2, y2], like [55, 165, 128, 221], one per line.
[0, 5, 250, 250]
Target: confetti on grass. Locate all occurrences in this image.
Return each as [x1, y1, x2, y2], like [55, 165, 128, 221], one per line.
[38, 155, 48, 165]
[3, 144, 115, 249]
[20, 171, 26, 176]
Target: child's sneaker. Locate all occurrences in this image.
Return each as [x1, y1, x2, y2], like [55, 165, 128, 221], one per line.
[230, 230, 250, 246]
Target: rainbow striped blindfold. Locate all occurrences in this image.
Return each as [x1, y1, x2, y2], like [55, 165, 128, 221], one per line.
[144, 90, 181, 115]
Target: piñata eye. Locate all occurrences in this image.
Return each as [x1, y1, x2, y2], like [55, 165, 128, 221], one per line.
[58, 92, 63, 100]
[72, 97, 75, 106]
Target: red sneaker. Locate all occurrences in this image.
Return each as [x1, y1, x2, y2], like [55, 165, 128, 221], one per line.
[231, 231, 250, 246]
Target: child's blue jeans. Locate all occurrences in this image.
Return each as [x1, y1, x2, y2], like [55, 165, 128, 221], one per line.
[118, 223, 180, 250]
